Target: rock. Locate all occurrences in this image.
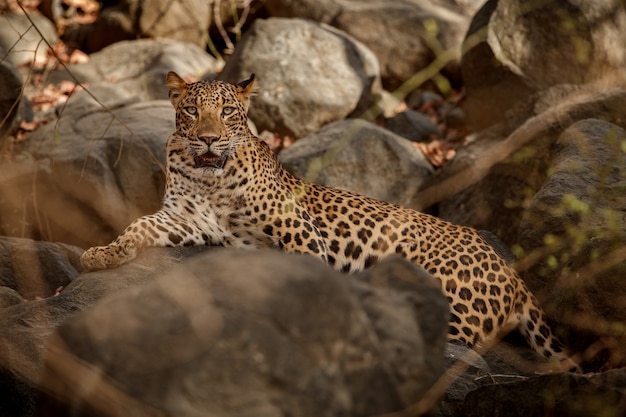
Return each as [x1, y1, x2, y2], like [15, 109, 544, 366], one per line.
[0, 61, 29, 140]
[354, 255, 450, 407]
[0, 236, 83, 300]
[61, 0, 211, 53]
[265, 0, 471, 90]
[383, 109, 442, 143]
[36, 250, 449, 416]
[0, 287, 24, 309]
[278, 119, 434, 206]
[459, 0, 532, 131]
[517, 119, 626, 365]
[217, 17, 381, 138]
[0, 100, 173, 248]
[47, 39, 220, 102]
[433, 343, 489, 417]
[464, 370, 626, 417]
[0, 12, 58, 67]
[332, 0, 469, 91]
[434, 340, 567, 417]
[0, 245, 205, 417]
[263, 0, 343, 22]
[433, 88, 626, 246]
[461, 0, 626, 130]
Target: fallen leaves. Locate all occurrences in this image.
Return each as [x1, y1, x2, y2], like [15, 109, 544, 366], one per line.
[259, 130, 294, 153]
[50, 41, 90, 66]
[29, 80, 83, 112]
[401, 89, 467, 168]
[414, 138, 457, 167]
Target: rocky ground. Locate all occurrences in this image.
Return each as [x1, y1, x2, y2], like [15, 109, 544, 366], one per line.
[0, 0, 625, 416]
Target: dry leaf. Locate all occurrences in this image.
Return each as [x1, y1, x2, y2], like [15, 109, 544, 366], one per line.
[414, 139, 457, 168]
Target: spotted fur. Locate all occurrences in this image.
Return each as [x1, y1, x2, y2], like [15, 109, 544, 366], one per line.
[81, 73, 577, 370]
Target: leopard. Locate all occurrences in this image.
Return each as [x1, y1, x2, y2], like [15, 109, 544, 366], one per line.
[81, 72, 579, 371]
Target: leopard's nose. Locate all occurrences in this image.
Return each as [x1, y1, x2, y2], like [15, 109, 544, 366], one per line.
[198, 135, 219, 145]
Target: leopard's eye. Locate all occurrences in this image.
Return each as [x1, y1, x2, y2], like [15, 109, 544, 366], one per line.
[222, 107, 236, 117]
[184, 106, 198, 117]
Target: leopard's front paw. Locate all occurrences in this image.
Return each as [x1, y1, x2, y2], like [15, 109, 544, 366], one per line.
[80, 245, 137, 271]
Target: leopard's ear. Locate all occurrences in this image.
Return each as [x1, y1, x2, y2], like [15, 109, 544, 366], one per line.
[166, 71, 188, 108]
[237, 73, 257, 113]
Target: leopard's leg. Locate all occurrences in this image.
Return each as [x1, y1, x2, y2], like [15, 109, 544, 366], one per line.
[80, 210, 233, 271]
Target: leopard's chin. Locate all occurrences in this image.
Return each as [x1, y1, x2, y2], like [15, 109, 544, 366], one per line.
[193, 151, 227, 169]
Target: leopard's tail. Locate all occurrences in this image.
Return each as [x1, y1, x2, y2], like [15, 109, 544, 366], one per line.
[516, 284, 580, 372]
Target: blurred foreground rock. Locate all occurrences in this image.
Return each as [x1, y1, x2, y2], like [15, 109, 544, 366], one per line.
[0, 247, 450, 417]
[0, 242, 205, 417]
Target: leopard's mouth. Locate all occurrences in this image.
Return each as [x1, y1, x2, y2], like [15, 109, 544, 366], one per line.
[193, 151, 228, 170]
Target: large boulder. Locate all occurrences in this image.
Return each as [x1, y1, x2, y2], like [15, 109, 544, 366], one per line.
[47, 39, 220, 102]
[0, 39, 219, 250]
[432, 88, 626, 246]
[0, 236, 82, 300]
[465, 370, 626, 417]
[264, 0, 472, 90]
[331, 0, 469, 91]
[0, 99, 173, 249]
[33, 250, 449, 416]
[0, 245, 206, 417]
[0, 61, 29, 141]
[279, 119, 434, 206]
[59, 0, 211, 53]
[217, 17, 381, 138]
[383, 109, 442, 143]
[517, 119, 626, 365]
[0, 12, 58, 67]
[461, 0, 626, 130]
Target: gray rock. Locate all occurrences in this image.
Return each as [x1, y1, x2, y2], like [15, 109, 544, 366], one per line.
[279, 119, 434, 206]
[217, 17, 381, 138]
[60, 0, 211, 53]
[0, 60, 27, 140]
[518, 119, 626, 365]
[465, 370, 626, 417]
[433, 343, 489, 417]
[0, 237, 82, 300]
[434, 341, 559, 417]
[265, 0, 471, 91]
[383, 109, 442, 143]
[47, 39, 220, 103]
[435, 88, 626, 246]
[332, 0, 469, 91]
[459, 0, 532, 131]
[37, 250, 449, 416]
[0, 286, 24, 309]
[0, 12, 58, 67]
[1, 100, 173, 248]
[461, 0, 626, 130]
[263, 0, 343, 22]
[0, 245, 204, 417]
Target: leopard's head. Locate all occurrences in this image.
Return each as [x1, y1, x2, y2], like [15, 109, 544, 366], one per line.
[166, 72, 256, 172]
